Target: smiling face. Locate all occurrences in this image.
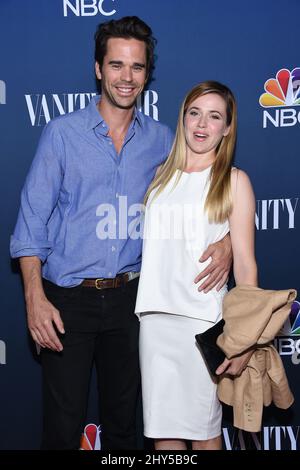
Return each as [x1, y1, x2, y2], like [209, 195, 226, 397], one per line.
[184, 92, 230, 163]
[95, 37, 147, 110]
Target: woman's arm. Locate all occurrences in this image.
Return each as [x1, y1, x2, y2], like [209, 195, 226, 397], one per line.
[216, 169, 257, 376]
[229, 169, 257, 287]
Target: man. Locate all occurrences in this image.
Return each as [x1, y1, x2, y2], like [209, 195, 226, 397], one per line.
[10, 16, 231, 450]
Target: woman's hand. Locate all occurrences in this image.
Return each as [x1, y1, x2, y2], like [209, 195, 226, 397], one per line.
[215, 350, 254, 376]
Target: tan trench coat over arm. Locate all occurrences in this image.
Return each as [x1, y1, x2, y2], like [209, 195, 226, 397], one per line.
[216, 285, 296, 432]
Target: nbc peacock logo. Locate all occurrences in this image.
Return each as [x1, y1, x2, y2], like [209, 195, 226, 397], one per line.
[274, 301, 300, 363]
[79, 423, 101, 450]
[279, 301, 300, 336]
[259, 68, 300, 108]
[259, 68, 300, 128]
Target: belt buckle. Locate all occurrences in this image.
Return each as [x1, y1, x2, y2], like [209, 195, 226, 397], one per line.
[95, 278, 105, 290]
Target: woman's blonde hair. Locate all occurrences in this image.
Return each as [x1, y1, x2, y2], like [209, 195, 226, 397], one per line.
[144, 80, 237, 223]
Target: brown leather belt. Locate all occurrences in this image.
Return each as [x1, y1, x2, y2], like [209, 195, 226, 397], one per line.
[81, 272, 139, 290]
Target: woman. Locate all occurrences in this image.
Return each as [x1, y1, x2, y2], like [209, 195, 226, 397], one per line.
[135, 81, 257, 450]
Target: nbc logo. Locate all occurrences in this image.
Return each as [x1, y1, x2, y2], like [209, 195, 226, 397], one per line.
[259, 68, 300, 128]
[79, 423, 101, 450]
[274, 301, 300, 364]
[279, 301, 300, 336]
[63, 0, 117, 17]
[260, 68, 300, 107]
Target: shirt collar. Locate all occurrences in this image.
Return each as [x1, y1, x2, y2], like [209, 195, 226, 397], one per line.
[85, 95, 143, 131]
[133, 107, 143, 128]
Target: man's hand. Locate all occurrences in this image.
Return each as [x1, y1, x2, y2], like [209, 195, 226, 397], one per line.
[194, 233, 232, 293]
[20, 256, 65, 352]
[215, 350, 253, 376]
[27, 294, 65, 352]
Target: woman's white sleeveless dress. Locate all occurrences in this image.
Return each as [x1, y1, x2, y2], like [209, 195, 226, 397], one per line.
[135, 167, 229, 440]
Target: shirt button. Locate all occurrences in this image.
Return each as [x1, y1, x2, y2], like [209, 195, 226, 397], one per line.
[116, 193, 119, 198]
[102, 123, 106, 128]
[109, 141, 112, 145]
[111, 246, 116, 252]
[108, 272, 112, 277]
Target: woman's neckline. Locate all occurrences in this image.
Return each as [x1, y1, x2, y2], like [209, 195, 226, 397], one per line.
[178, 164, 212, 175]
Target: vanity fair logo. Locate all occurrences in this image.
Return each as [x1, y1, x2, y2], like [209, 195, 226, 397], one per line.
[137, 90, 159, 121]
[259, 68, 300, 128]
[0, 340, 6, 365]
[223, 426, 299, 450]
[25, 93, 97, 126]
[0, 80, 6, 104]
[25, 90, 159, 126]
[63, 0, 116, 17]
[255, 198, 298, 230]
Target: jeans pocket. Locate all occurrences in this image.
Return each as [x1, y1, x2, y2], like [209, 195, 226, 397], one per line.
[43, 279, 81, 305]
[126, 277, 139, 307]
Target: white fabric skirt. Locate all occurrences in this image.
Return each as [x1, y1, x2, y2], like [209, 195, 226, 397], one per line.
[139, 312, 222, 440]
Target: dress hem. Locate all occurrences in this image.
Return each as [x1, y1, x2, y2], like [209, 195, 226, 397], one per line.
[144, 430, 222, 441]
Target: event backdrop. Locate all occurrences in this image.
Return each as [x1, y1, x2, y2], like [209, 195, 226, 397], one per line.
[0, 0, 299, 450]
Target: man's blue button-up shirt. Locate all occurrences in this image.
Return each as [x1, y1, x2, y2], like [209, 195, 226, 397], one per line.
[10, 96, 174, 286]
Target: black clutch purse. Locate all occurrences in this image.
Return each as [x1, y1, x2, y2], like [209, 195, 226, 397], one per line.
[195, 319, 226, 376]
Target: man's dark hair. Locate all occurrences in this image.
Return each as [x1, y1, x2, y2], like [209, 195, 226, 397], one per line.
[94, 16, 156, 79]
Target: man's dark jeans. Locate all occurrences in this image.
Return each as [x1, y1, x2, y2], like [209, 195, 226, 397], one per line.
[41, 277, 140, 450]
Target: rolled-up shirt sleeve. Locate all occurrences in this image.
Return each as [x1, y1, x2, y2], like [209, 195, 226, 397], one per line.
[10, 120, 65, 262]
